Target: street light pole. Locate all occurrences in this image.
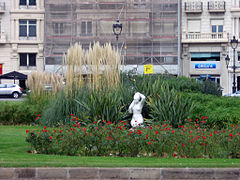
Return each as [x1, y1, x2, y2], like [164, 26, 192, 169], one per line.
[231, 36, 238, 93]
[226, 36, 239, 93]
[233, 46, 237, 93]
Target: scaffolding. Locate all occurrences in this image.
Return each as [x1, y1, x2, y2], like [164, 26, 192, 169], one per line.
[44, 0, 178, 71]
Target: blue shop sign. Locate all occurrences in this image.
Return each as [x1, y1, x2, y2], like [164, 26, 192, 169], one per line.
[195, 63, 216, 69]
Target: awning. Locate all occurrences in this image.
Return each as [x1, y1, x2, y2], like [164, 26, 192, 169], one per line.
[0, 71, 27, 83]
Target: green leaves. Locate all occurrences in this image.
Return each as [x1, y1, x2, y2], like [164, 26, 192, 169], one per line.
[148, 83, 194, 127]
[75, 89, 125, 124]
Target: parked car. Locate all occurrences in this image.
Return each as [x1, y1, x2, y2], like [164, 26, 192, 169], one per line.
[0, 84, 22, 99]
[224, 90, 240, 97]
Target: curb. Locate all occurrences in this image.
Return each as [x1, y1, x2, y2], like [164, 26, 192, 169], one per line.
[0, 168, 239, 179]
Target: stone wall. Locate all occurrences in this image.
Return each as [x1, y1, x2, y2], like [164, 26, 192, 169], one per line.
[0, 168, 239, 179]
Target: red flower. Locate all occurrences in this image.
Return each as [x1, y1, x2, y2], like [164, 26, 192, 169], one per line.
[59, 130, 62, 133]
[210, 134, 212, 137]
[172, 130, 175, 134]
[54, 130, 57, 132]
[155, 131, 159, 134]
[174, 146, 177, 149]
[149, 126, 152, 129]
[26, 130, 29, 133]
[182, 144, 185, 147]
[85, 132, 87, 135]
[229, 133, 233, 137]
[203, 143, 205, 146]
[37, 114, 41, 116]
[138, 130, 142, 135]
[49, 136, 52, 140]
[173, 153, 177, 157]
[44, 130, 47, 132]
[35, 117, 39, 120]
[93, 122, 97, 124]
[148, 142, 151, 145]
[44, 126, 46, 129]
[223, 130, 226, 133]
[70, 114, 74, 116]
[189, 131, 192, 134]
[154, 153, 157, 156]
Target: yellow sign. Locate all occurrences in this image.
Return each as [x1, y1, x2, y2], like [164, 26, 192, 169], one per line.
[144, 64, 153, 74]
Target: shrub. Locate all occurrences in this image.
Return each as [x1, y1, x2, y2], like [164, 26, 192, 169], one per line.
[0, 102, 41, 125]
[26, 118, 240, 158]
[200, 79, 222, 96]
[40, 87, 126, 126]
[147, 83, 194, 127]
[189, 93, 240, 128]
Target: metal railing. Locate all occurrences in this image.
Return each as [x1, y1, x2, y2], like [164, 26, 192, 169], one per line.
[184, 1, 202, 12]
[208, 1, 225, 11]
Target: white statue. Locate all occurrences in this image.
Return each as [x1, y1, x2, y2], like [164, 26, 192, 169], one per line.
[128, 92, 146, 127]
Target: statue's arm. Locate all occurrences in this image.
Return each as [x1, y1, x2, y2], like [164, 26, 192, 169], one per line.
[128, 101, 134, 113]
[139, 93, 146, 105]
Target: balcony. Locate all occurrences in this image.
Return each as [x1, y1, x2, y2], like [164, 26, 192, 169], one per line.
[0, 2, 5, 13]
[208, 1, 225, 13]
[184, 1, 202, 13]
[182, 32, 229, 43]
[0, 32, 7, 43]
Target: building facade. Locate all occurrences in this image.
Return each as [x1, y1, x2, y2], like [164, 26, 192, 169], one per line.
[10, 0, 45, 75]
[0, 0, 10, 77]
[0, 0, 44, 84]
[44, 0, 179, 75]
[181, 0, 232, 95]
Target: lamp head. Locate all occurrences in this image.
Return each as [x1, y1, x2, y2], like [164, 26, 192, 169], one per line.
[231, 36, 238, 49]
[225, 55, 230, 68]
[113, 19, 122, 36]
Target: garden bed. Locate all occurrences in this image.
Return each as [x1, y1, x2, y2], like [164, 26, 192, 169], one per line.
[1, 126, 239, 168]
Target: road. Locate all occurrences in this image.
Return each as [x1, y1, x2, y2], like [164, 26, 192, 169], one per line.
[0, 95, 26, 102]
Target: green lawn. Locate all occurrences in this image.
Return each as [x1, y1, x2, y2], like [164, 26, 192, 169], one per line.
[0, 125, 240, 168]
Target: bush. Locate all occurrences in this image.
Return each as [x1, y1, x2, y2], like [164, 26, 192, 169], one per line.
[40, 87, 127, 126]
[26, 119, 240, 158]
[0, 102, 41, 125]
[147, 83, 194, 127]
[189, 93, 240, 128]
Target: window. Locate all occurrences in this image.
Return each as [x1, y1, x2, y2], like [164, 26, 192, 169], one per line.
[211, 20, 223, 38]
[191, 52, 220, 61]
[19, 53, 36, 67]
[81, 21, 92, 36]
[0, 84, 6, 88]
[187, 20, 200, 33]
[19, 0, 36, 8]
[19, 20, 36, 40]
[134, 0, 146, 8]
[53, 23, 64, 34]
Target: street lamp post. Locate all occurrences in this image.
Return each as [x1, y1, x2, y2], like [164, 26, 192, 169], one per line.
[113, 19, 122, 51]
[225, 36, 239, 93]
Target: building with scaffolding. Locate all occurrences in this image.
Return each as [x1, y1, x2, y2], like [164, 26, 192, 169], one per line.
[44, 0, 179, 75]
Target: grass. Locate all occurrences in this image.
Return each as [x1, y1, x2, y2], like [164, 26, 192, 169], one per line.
[0, 125, 240, 168]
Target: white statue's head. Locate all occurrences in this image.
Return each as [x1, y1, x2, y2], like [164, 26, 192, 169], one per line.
[133, 92, 140, 103]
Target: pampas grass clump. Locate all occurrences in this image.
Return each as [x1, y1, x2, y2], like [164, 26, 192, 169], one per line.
[63, 42, 121, 95]
[27, 71, 64, 101]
